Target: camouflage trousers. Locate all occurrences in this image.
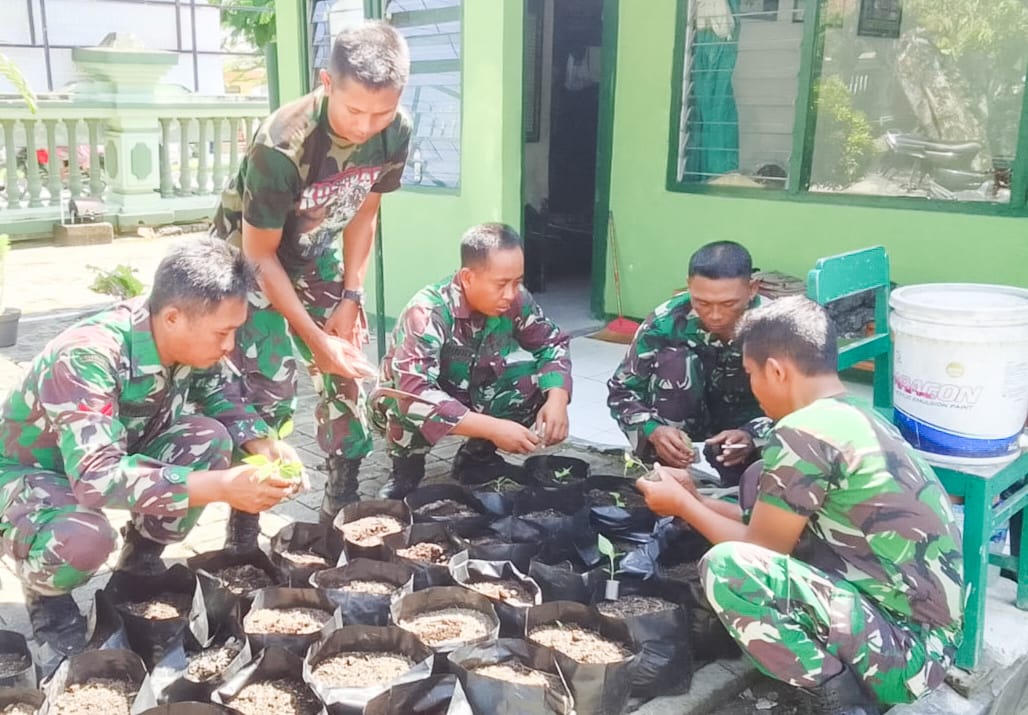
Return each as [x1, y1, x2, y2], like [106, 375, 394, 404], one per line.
[375, 353, 545, 458]
[700, 541, 957, 705]
[0, 415, 232, 596]
[233, 247, 371, 461]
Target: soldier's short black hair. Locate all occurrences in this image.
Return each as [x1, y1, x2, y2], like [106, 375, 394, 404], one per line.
[688, 241, 753, 280]
[460, 223, 523, 269]
[329, 21, 410, 91]
[735, 296, 838, 376]
[150, 238, 256, 317]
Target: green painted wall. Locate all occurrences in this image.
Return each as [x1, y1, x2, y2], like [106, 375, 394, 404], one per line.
[274, 0, 308, 103]
[607, 2, 1028, 320]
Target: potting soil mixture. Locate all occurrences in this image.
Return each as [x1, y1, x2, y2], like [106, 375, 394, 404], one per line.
[185, 644, 242, 682]
[465, 579, 533, 606]
[280, 551, 329, 568]
[0, 703, 36, 715]
[395, 541, 452, 564]
[340, 579, 395, 595]
[0, 653, 30, 677]
[397, 608, 493, 647]
[53, 678, 136, 715]
[585, 488, 645, 509]
[121, 593, 190, 620]
[596, 595, 678, 618]
[229, 678, 320, 715]
[310, 651, 415, 687]
[210, 564, 274, 595]
[340, 516, 404, 547]
[520, 509, 565, 521]
[473, 661, 561, 688]
[529, 625, 630, 663]
[413, 500, 478, 519]
[244, 607, 331, 635]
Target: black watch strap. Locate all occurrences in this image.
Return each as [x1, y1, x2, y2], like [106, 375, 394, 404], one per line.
[341, 288, 365, 306]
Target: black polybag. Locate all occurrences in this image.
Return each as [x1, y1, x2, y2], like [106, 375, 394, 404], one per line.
[448, 638, 572, 715]
[390, 587, 500, 658]
[41, 648, 153, 715]
[303, 625, 434, 713]
[383, 523, 462, 590]
[310, 559, 414, 626]
[404, 484, 489, 531]
[271, 522, 344, 586]
[0, 630, 37, 689]
[522, 456, 590, 489]
[448, 552, 541, 638]
[243, 587, 340, 657]
[362, 674, 472, 715]
[581, 476, 648, 511]
[188, 548, 282, 609]
[334, 500, 412, 562]
[0, 688, 44, 714]
[155, 604, 251, 705]
[104, 564, 206, 670]
[213, 645, 327, 715]
[137, 704, 241, 715]
[525, 601, 637, 715]
[527, 558, 599, 604]
[469, 470, 536, 517]
[453, 528, 540, 574]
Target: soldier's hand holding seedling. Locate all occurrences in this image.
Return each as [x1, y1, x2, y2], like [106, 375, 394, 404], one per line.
[648, 426, 695, 468]
[242, 419, 308, 495]
[636, 463, 699, 517]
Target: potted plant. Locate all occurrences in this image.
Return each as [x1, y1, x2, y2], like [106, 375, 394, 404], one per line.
[0, 235, 20, 347]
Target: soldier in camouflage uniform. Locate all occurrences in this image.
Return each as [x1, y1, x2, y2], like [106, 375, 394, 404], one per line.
[212, 21, 412, 540]
[637, 297, 963, 714]
[370, 223, 572, 498]
[608, 241, 768, 484]
[0, 240, 299, 658]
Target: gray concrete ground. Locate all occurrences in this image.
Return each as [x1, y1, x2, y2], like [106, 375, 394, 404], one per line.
[1, 233, 1026, 714]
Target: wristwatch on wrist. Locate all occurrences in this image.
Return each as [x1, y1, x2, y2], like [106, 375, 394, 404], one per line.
[341, 288, 365, 306]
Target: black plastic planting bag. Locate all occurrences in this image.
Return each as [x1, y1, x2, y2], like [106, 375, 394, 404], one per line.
[137, 704, 241, 715]
[104, 564, 205, 669]
[582, 476, 648, 511]
[454, 531, 540, 573]
[310, 559, 414, 627]
[383, 523, 461, 590]
[522, 455, 589, 489]
[213, 645, 326, 715]
[404, 484, 489, 531]
[0, 630, 36, 689]
[469, 469, 536, 517]
[525, 601, 637, 715]
[41, 648, 153, 715]
[155, 606, 251, 705]
[334, 500, 412, 562]
[449, 552, 541, 638]
[303, 626, 435, 713]
[528, 558, 598, 604]
[0, 688, 44, 714]
[188, 548, 282, 609]
[362, 674, 472, 715]
[243, 587, 340, 657]
[448, 638, 572, 715]
[592, 579, 693, 696]
[390, 587, 500, 657]
[271, 522, 345, 586]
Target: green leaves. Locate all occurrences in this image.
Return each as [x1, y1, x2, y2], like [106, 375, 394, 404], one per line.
[243, 419, 302, 482]
[622, 451, 647, 479]
[551, 466, 573, 484]
[610, 492, 626, 509]
[274, 418, 294, 441]
[88, 264, 145, 299]
[0, 52, 37, 113]
[597, 534, 623, 579]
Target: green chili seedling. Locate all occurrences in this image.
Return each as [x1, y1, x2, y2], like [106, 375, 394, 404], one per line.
[242, 419, 304, 482]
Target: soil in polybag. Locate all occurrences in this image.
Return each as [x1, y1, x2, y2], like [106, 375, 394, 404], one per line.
[310, 559, 414, 627]
[188, 548, 282, 608]
[526, 601, 637, 715]
[302, 625, 434, 713]
[448, 637, 572, 715]
[449, 552, 541, 638]
[522, 456, 589, 490]
[469, 470, 536, 517]
[391, 587, 499, 657]
[271, 522, 344, 587]
[213, 646, 325, 715]
[0, 688, 44, 715]
[41, 648, 151, 715]
[404, 484, 489, 532]
[334, 501, 411, 562]
[103, 565, 205, 670]
[0, 630, 36, 689]
[383, 523, 462, 590]
[243, 587, 339, 657]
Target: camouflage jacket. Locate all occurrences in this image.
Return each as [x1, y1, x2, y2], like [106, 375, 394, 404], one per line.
[213, 86, 412, 278]
[607, 292, 768, 441]
[0, 298, 269, 519]
[759, 395, 964, 632]
[379, 274, 573, 444]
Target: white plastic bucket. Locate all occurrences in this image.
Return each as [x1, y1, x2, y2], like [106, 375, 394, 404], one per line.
[890, 283, 1028, 466]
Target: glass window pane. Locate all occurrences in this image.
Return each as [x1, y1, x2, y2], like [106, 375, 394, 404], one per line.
[810, 0, 1028, 203]
[675, 0, 803, 189]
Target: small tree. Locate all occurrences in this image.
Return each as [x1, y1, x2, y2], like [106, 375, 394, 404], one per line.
[0, 52, 37, 113]
[211, 0, 277, 48]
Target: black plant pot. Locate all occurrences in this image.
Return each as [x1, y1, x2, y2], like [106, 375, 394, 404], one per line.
[0, 307, 20, 348]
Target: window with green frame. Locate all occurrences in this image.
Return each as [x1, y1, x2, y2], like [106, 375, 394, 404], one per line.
[669, 0, 1028, 212]
[385, 0, 462, 191]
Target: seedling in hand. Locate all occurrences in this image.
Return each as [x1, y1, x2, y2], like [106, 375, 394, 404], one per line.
[242, 419, 304, 485]
[609, 491, 626, 508]
[623, 451, 657, 481]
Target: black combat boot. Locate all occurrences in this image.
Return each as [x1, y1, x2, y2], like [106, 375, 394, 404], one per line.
[452, 438, 506, 484]
[225, 508, 261, 553]
[24, 587, 87, 658]
[320, 456, 363, 525]
[377, 454, 426, 500]
[803, 668, 880, 715]
[113, 522, 167, 576]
